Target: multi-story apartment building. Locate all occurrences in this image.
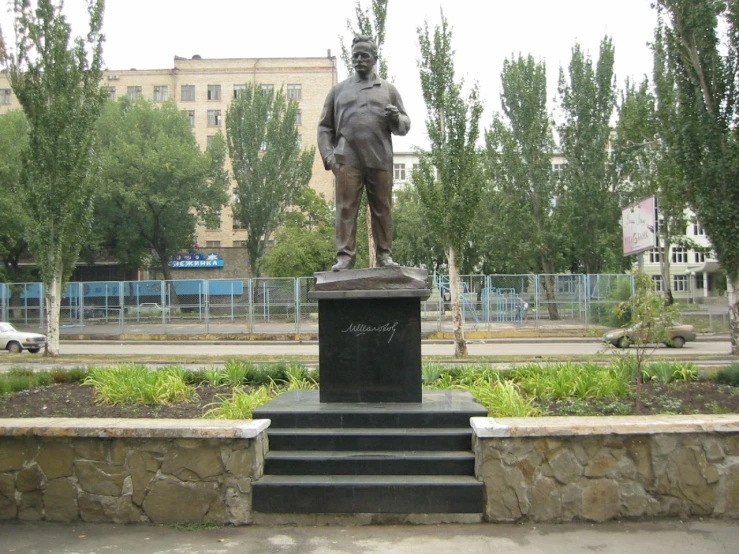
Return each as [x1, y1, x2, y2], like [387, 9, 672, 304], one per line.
[0, 54, 338, 252]
[641, 214, 721, 302]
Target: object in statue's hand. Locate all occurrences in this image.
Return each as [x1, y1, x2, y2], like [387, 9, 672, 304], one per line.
[385, 104, 400, 124]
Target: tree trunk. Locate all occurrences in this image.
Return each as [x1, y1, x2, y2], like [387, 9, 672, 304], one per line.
[367, 208, 377, 268]
[541, 273, 561, 320]
[660, 239, 673, 305]
[447, 246, 467, 357]
[728, 275, 738, 356]
[44, 267, 63, 356]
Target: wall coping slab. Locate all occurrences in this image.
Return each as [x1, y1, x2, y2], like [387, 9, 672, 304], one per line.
[472, 415, 739, 438]
[0, 418, 271, 439]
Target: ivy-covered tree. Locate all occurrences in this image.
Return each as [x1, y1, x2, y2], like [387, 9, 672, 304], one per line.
[227, 83, 314, 277]
[557, 38, 621, 274]
[0, 109, 31, 283]
[262, 188, 335, 277]
[613, 72, 690, 306]
[415, 13, 484, 356]
[96, 99, 228, 284]
[392, 185, 446, 272]
[654, 0, 739, 354]
[2, 0, 107, 355]
[485, 54, 567, 319]
[340, 0, 390, 268]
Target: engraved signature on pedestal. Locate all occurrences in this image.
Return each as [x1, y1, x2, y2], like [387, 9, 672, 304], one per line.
[341, 321, 399, 343]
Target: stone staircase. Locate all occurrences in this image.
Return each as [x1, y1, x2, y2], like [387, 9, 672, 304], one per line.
[252, 389, 486, 514]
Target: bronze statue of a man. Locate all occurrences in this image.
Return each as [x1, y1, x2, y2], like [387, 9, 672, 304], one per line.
[318, 35, 410, 271]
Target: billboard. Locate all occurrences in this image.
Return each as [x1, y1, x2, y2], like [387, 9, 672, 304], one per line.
[622, 196, 656, 256]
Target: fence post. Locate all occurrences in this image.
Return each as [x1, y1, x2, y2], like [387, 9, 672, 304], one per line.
[204, 279, 210, 334]
[247, 279, 254, 334]
[534, 274, 540, 329]
[294, 277, 300, 338]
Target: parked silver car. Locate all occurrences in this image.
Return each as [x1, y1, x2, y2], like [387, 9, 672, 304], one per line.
[0, 322, 47, 354]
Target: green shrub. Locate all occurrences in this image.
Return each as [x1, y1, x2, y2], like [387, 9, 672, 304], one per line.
[421, 363, 447, 384]
[203, 386, 275, 419]
[714, 363, 739, 386]
[83, 364, 195, 405]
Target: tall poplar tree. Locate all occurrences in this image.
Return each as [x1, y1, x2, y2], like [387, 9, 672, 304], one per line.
[2, 0, 107, 355]
[485, 54, 566, 320]
[227, 83, 315, 277]
[340, 0, 390, 268]
[655, 0, 739, 354]
[415, 13, 484, 356]
[0, 110, 30, 283]
[557, 38, 620, 274]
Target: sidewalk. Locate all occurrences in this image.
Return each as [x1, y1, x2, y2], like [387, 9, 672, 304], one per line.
[2, 519, 738, 553]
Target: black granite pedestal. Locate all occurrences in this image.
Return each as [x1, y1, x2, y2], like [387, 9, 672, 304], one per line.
[308, 267, 430, 403]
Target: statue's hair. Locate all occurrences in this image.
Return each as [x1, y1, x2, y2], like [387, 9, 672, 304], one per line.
[352, 35, 378, 57]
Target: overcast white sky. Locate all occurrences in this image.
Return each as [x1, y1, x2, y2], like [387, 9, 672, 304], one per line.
[1, 0, 659, 150]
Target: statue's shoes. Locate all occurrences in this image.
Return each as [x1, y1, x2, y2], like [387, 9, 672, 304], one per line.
[377, 257, 400, 268]
[331, 258, 354, 271]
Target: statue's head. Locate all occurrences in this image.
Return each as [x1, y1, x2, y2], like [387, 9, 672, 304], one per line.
[351, 35, 377, 77]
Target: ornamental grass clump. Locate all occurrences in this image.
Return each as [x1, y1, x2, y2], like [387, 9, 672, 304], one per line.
[83, 364, 194, 405]
[203, 386, 275, 419]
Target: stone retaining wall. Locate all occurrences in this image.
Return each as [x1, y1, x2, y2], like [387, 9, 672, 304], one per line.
[0, 419, 270, 524]
[473, 415, 739, 522]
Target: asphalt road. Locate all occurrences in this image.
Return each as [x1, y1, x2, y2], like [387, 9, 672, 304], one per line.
[0, 338, 732, 358]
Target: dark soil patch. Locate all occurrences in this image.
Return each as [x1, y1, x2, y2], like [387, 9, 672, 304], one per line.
[539, 381, 739, 416]
[0, 383, 232, 419]
[0, 380, 738, 418]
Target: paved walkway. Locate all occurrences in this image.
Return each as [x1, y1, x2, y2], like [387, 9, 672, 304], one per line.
[2, 519, 738, 553]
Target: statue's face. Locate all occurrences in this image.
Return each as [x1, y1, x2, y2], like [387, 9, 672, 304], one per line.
[352, 43, 376, 77]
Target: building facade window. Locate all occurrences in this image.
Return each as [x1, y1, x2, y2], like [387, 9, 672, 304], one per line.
[181, 85, 195, 101]
[393, 164, 406, 181]
[205, 240, 221, 247]
[295, 110, 302, 125]
[233, 240, 248, 247]
[261, 84, 274, 95]
[693, 223, 705, 236]
[207, 85, 221, 101]
[127, 86, 142, 101]
[648, 249, 661, 263]
[107, 87, 116, 100]
[551, 163, 568, 173]
[694, 251, 706, 263]
[696, 273, 705, 289]
[153, 85, 168, 102]
[652, 274, 663, 292]
[233, 84, 247, 98]
[296, 135, 302, 149]
[183, 110, 195, 127]
[233, 218, 247, 230]
[671, 246, 688, 263]
[0, 89, 11, 105]
[673, 274, 689, 292]
[207, 110, 222, 126]
[206, 135, 215, 148]
[286, 84, 302, 100]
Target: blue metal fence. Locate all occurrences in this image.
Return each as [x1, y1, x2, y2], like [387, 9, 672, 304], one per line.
[0, 274, 636, 336]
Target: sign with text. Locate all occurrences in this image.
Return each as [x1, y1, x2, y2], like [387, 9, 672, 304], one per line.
[622, 196, 656, 256]
[169, 252, 224, 269]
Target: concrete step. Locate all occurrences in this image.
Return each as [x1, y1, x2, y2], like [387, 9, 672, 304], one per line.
[252, 475, 484, 514]
[264, 450, 475, 476]
[266, 427, 473, 451]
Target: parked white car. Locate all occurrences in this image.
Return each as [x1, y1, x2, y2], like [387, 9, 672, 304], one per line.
[0, 322, 46, 354]
[129, 303, 166, 315]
